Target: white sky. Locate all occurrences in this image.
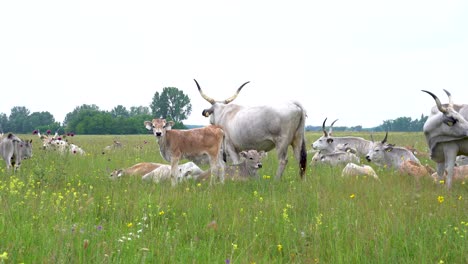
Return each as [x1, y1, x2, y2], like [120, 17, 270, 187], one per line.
[1, 1, 467, 128]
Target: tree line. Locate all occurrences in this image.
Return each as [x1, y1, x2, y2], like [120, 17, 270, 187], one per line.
[2, 87, 428, 134]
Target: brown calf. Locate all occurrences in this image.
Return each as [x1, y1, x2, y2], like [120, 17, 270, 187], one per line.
[144, 118, 225, 186]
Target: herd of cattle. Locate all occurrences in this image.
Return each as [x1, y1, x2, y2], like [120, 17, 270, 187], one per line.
[1, 84, 468, 189]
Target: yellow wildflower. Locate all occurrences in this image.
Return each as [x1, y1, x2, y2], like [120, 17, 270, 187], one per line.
[438, 196, 444, 203]
[350, 194, 355, 199]
[0, 252, 8, 260]
[277, 244, 283, 252]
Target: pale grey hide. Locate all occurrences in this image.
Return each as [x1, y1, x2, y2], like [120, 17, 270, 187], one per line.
[365, 131, 421, 169]
[422, 89, 468, 189]
[195, 79, 307, 180]
[197, 150, 267, 181]
[456, 155, 468, 166]
[311, 118, 373, 158]
[142, 162, 205, 183]
[0, 133, 33, 171]
[312, 151, 360, 166]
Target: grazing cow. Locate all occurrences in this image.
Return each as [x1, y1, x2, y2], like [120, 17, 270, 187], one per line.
[197, 150, 267, 181]
[145, 118, 225, 186]
[312, 118, 373, 158]
[0, 133, 33, 171]
[455, 155, 468, 166]
[109, 162, 164, 180]
[311, 151, 360, 166]
[195, 79, 307, 180]
[341, 163, 379, 180]
[431, 165, 468, 182]
[142, 162, 205, 183]
[366, 131, 421, 169]
[421, 89, 468, 189]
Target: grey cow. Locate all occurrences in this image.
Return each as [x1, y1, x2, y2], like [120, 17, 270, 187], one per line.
[0, 133, 33, 172]
[365, 131, 421, 169]
[195, 79, 307, 180]
[422, 89, 468, 189]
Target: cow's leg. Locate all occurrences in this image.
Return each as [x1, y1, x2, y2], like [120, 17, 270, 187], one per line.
[436, 162, 445, 181]
[170, 158, 180, 187]
[444, 154, 457, 190]
[275, 145, 289, 180]
[225, 143, 240, 164]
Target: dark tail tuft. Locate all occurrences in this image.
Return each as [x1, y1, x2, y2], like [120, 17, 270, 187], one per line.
[300, 138, 307, 179]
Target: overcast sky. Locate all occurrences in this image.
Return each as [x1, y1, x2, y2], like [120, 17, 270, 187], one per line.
[1, 1, 467, 128]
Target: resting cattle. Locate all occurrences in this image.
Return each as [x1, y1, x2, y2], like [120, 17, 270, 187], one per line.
[365, 131, 421, 168]
[142, 162, 205, 183]
[0, 133, 33, 171]
[431, 165, 468, 182]
[38, 131, 85, 155]
[145, 118, 225, 186]
[422, 89, 468, 189]
[312, 118, 373, 158]
[195, 79, 307, 180]
[311, 151, 360, 166]
[398, 160, 434, 178]
[109, 162, 163, 180]
[341, 163, 379, 180]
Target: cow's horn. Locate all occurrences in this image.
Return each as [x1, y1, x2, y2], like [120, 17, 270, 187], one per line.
[322, 117, 328, 137]
[329, 119, 338, 135]
[382, 130, 388, 144]
[422, 90, 447, 114]
[224, 81, 249, 104]
[443, 89, 453, 107]
[194, 79, 216, 105]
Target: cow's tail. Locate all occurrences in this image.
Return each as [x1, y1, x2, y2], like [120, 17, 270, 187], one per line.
[292, 102, 307, 179]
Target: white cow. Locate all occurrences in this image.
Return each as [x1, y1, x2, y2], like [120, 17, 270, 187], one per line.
[38, 131, 85, 155]
[341, 163, 379, 180]
[195, 79, 307, 180]
[142, 162, 205, 183]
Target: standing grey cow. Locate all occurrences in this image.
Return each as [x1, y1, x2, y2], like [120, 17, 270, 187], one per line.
[195, 79, 307, 180]
[422, 89, 468, 189]
[365, 131, 421, 169]
[0, 133, 33, 171]
[312, 118, 374, 158]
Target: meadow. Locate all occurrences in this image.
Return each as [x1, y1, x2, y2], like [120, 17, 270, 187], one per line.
[0, 131, 467, 263]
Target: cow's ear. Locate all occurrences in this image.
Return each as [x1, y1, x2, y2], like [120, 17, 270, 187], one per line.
[168, 121, 175, 127]
[144, 121, 152, 130]
[327, 138, 334, 143]
[259, 151, 266, 158]
[384, 145, 394, 152]
[240, 151, 248, 158]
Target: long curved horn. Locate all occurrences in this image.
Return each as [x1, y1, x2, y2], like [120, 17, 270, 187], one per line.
[422, 90, 447, 114]
[322, 117, 328, 137]
[224, 81, 250, 104]
[443, 89, 453, 107]
[329, 119, 339, 135]
[194, 79, 216, 105]
[381, 130, 388, 144]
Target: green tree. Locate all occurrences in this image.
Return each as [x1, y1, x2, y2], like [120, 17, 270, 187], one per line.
[111, 105, 130, 118]
[0, 113, 8, 132]
[9, 106, 30, 133]
[63, 104, 100, 128]
[129, 106, 150, 117]
[150, 87, 192, 126]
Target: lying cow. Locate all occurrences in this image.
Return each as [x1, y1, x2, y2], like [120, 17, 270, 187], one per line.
[142, 162, 205, 183]
[104, 140, 123, 152]
[456, 155, 468, 166]
[431, 165, 468, 182]
[398, 160, 435, 178]
[109, 162, 163, 180]
[311, 151, 360, 166]
[341, 163, 379, 180]
[0, 133, 33, 171]
[197, 150, 266, 181]
[366, 131, 421, 169]
[37, 131, 85, 155]
[145, 118, 225, 186]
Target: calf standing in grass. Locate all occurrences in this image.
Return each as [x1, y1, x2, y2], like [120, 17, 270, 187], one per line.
[145, 118, 225, 186]
[197, 150, 266, 181]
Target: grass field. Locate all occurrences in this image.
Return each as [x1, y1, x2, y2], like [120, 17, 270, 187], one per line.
[0, 132, 467, 263]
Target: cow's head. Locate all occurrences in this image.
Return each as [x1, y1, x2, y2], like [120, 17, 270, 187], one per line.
[311, 118, 338, 152]
[144, 118, 174, 138]
[240, 150, 267, 170]
[422, 90, 468, 142]
[19, 139, 33, 159]
[194, 79, 249, 123]
[365, 131, 394, 165]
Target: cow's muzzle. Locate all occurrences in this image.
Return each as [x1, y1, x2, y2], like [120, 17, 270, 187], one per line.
[155, 132, 162, 137]
[365, 156, 371, 162]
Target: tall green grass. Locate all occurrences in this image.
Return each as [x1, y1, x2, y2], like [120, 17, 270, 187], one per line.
[0, 132, 466, 263]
